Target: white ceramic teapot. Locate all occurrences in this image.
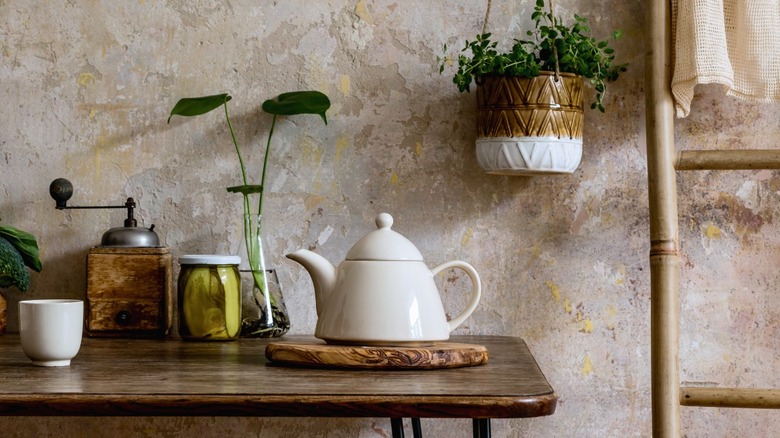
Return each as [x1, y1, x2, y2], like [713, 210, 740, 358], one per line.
[286, 213, 481, 346]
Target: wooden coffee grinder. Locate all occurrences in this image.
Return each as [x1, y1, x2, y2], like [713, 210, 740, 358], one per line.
[49, 178, 173, 338]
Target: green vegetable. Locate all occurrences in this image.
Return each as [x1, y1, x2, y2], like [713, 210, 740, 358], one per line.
[0, 225, 42, 273]
[0, 236, 31, 292]
[0, 224, 41, 292]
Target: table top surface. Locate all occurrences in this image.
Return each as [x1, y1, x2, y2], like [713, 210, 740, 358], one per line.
[0, 334, 557, 418]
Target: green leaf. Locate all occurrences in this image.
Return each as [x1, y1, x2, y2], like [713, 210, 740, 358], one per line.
[226, 185, 263, 195]
[262, 91, 331, 125]
[0, 225, 41, 272]
[167, 94, 232, 123]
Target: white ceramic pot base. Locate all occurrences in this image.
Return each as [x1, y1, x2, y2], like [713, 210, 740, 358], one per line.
[476, 136, 583, 175]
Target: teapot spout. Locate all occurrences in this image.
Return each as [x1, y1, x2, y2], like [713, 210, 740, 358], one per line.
[286, 249, 337, 317]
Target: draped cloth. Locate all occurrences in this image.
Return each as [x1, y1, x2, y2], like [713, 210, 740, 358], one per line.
[671, 0, 780, 117]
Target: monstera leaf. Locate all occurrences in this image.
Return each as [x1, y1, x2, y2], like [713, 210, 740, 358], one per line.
[167, 94, 232, 123]
[262, 91, 330, 124]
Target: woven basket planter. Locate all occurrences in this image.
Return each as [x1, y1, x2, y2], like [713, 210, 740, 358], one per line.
[475, 72, 584, 175]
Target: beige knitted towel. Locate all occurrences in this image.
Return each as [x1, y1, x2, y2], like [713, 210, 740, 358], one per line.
[671, 0, 780, 117]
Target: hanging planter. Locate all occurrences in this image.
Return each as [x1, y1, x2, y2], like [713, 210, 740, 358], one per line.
[476, 72, 584, 175]
[439, 0, 627, 176]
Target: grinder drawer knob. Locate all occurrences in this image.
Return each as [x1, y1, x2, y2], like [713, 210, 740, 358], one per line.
[116, 310, 132, 325]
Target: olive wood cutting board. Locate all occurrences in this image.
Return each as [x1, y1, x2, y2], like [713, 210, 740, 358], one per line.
[265, 341, 489, 370]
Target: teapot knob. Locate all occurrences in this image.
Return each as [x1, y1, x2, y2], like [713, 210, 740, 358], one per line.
[376, 213, 393, 229]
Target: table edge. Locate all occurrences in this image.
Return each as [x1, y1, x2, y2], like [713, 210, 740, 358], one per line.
[0, 393, 558, 418]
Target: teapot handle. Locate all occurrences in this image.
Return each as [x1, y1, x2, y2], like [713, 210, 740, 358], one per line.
[431, 260, 482, 333]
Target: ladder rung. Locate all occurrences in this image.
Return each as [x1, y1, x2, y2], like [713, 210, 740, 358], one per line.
[681, 387, 780, 408]
[676, 150, 780, 171]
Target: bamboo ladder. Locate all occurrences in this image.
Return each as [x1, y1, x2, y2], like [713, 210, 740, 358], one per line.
[645, 0, 780, 436]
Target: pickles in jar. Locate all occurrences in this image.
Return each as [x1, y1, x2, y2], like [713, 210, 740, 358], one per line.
[178, 255, 241, 341]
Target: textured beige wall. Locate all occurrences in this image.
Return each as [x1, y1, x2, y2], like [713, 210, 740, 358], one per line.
[1, 0, 779, 436]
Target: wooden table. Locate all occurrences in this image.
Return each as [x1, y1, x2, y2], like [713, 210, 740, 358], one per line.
[0, 335, 556, 437]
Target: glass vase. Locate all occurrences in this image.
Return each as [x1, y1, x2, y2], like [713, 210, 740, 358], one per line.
[240, 212, 290, 337]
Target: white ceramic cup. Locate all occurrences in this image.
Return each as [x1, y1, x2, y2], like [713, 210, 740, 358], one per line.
[19, 299, 84, 366]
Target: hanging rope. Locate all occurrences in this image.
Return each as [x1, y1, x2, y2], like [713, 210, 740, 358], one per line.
[482, 0, 492, 35]
[482, 0, 561, 81]
[548, 0, 561, 81]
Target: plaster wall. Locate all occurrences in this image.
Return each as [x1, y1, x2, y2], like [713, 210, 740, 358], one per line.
[1, 1, 779, 436]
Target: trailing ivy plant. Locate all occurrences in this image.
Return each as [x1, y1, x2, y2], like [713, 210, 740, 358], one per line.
[439, 0, 627, 112]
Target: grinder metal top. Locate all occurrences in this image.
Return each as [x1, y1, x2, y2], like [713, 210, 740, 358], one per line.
[49, 178, 161, 248]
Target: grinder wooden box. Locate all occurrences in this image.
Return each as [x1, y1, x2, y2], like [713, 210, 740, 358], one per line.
[85, 246, 173, 337]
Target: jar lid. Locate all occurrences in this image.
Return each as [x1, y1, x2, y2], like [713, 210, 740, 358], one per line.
[178, 255, 241, 265]
[345, 213, 423, 261]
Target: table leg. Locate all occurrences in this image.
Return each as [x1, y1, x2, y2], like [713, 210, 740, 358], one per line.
[472, 419, 491, 438]
[390, 418, 423, 437]
[411, 418, 422, 437]
[391, 418, 405, 438]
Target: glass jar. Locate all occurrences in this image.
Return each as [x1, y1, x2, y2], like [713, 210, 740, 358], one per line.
[178, 255, 241, 341]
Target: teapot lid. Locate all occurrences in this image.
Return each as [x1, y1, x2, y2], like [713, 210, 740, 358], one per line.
[345, 213, 423, 261]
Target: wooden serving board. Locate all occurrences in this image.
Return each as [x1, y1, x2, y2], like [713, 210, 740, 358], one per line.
[265, 341, 489, 370]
